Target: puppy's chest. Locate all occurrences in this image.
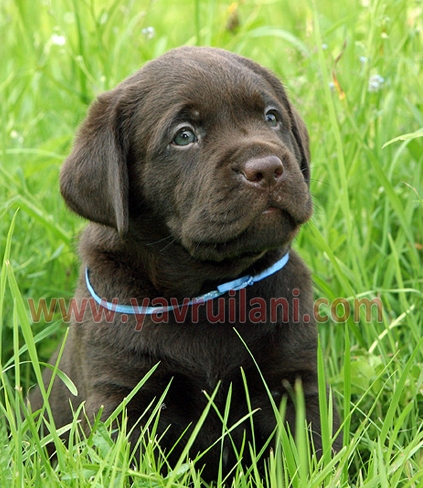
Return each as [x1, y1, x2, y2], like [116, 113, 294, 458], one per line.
[140, 319, 277, 387]
[155, 337, 270, 408]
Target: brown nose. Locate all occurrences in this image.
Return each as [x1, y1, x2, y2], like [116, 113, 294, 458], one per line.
[241, 156, 284, 188]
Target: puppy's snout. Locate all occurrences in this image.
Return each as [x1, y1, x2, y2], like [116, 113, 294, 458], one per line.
[241, 156, 284, 188]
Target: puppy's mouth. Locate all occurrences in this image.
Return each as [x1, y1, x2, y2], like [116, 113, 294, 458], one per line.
[171, 175, 312, 262]
[181, 204, 303, 262]
[262, 206, 279, 215]
[261, 202, 287, 217]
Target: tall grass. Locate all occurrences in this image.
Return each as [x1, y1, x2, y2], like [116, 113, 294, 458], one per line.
[1, 0, 422, 486]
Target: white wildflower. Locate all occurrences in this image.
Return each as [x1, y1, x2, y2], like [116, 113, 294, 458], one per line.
[51, 34, 66, 46]
[142, 26, 155, 40]
[368, 74, 385, 92]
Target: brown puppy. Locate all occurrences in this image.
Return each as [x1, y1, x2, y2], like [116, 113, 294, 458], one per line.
[30, 46, 340, 480]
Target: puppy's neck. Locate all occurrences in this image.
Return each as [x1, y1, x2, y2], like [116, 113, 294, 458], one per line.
[79, 223, 289, 300]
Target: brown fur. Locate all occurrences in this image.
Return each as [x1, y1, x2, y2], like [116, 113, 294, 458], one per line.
[29, 46, 340, 481]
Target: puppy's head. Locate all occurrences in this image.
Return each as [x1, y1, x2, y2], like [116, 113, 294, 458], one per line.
[61, 47, 312, 262]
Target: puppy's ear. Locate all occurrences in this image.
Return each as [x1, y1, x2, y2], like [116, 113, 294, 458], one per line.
[288, 105, 310, 184]
[60, 91, 129, 235]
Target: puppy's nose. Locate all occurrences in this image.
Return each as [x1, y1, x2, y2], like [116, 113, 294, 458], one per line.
[241, 156, 284, 188]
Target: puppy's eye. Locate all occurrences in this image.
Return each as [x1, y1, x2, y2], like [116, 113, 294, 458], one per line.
[265, 110, 279, 128]
[172, 128, 197, 146]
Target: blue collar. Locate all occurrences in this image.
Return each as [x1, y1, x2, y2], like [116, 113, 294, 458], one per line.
[85, 252, 289, 315]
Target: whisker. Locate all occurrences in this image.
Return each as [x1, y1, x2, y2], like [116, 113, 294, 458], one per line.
[146, 235, 174, 246]
[159, 238, 177, 253]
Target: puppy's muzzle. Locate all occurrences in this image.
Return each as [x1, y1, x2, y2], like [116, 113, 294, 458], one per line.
[240, 155, 284, 188]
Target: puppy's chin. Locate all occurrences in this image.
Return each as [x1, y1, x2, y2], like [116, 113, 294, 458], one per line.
[182, 209, 302, 262]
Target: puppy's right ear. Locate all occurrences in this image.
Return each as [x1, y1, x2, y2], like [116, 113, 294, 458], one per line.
[60, 91, 129, 235]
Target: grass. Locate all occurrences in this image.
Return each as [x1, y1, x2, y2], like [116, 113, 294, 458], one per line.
[1, 0, 422, 485]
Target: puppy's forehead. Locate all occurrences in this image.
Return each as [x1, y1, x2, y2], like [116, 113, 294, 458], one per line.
[142, 48, 278, 110]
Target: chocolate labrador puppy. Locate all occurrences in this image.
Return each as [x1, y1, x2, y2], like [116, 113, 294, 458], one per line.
[30, 46, 340, 480]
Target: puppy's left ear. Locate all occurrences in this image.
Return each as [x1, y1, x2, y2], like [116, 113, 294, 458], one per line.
[288, 105, 310, 184]
[60, 90, 129, 235]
